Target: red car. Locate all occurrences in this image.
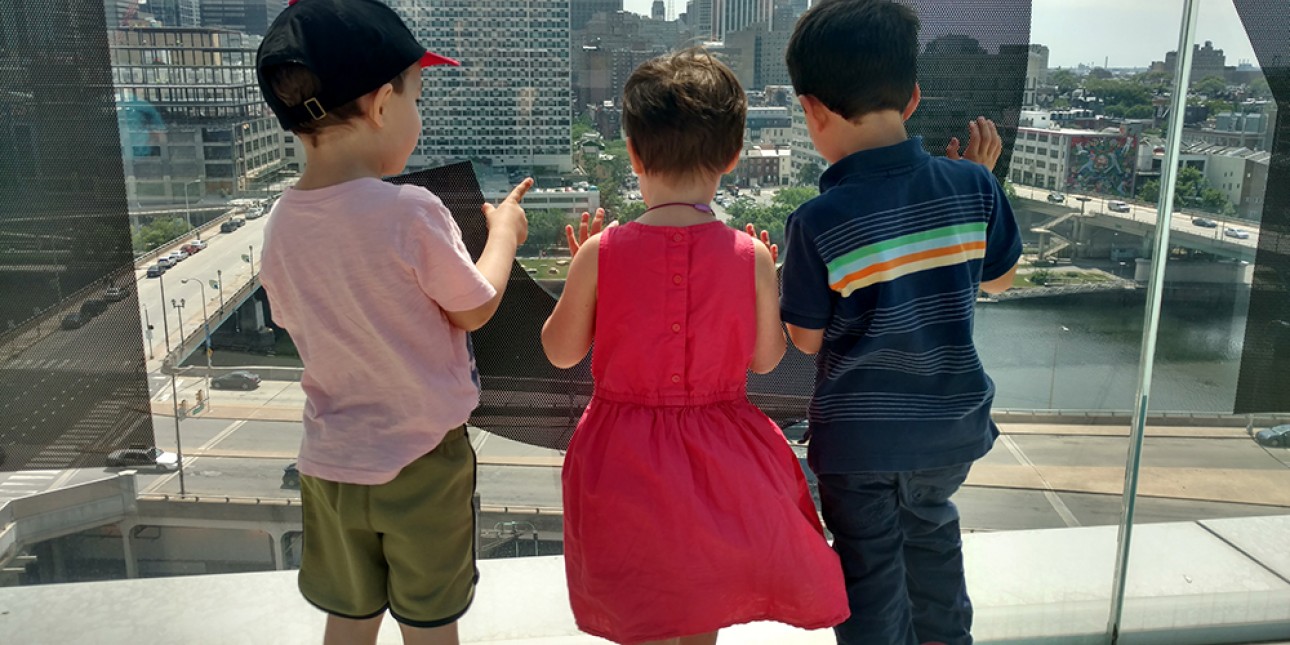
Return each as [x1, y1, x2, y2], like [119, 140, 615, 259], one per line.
[181, 243, 203, 255]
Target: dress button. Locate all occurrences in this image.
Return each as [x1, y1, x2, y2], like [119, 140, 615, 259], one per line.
[671, 323, 681, 333]
[671, 374, 681, 383]
[672, 233, 684, 242]
[673, 274, 683, 284]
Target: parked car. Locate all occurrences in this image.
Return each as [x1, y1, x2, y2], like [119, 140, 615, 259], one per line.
[220, 221, 237, 233]
[156, 256, 176, 269]
[245, 207, 265, 220]
[168, 249, 189, 263]
[282, 463, 301, 489]
[190, 239, 208, 250]
[181, 243, 203, 255]
[106, 446, 179, 471]
[1108, 200, 1131, 213]
[212, 370, 262, 390]
[80, 298, 107, 318]
[104, 286, 128, 302]
[1191, 217, 1218, 228]
[146, 264, 167, 278]
[1224, 227, 1250, 240]
[1255, 425, 1290, 448]
[232, 217, 246, 228]
[60, 312, 87, 330]
[1047, 192, 1066, 203]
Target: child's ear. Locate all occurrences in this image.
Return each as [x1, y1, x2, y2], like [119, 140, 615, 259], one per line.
[799, 94, 830, 133]
[363, 82, 396, 128]
[625, 138, 645, 174]
[902, 83, 921, 122]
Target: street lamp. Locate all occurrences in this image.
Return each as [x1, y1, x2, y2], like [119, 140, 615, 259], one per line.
[141, 304, 155, 360]
[1047, 325, 1071, 409]
[243, 245, 255, 275]
[181, 279, 213, 404]
[1075, 195, 1091, 215]
[171, 298, 186, 341]
[214, 270, 225, 312]
[182, 178, 203, 232]
[158, 272, 172, 353]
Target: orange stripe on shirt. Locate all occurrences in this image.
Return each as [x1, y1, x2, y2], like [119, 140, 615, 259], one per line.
[829, 241, 988, 292]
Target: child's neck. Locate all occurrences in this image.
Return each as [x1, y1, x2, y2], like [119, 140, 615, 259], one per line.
[295, 135, 388, 191]
[638, 174, 720, 227]
[825, 111, 911, 164]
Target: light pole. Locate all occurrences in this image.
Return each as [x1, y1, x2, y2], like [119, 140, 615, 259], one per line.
[158, 272, 172, 353]
[1075, 195, 1091, 215]
[244, 245, 255, 275]
[1047, 325, 1071, 409]
[182, 279, 212, 403]
[215, 270, 225, 312]
[171, 298, 186, 342]
[142, 304, 154, 360]
[169, 371, 187, 496]
[182, 179, 202, 232]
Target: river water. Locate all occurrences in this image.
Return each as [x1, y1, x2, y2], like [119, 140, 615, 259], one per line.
[975, 289, 1250, 413]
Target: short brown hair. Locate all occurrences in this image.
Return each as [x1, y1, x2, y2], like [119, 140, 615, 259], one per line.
[622, 49, 746, 179]
[265, 63, 409, 136]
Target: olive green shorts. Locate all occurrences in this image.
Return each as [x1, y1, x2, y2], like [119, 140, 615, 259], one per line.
[298, 426, 477, 627]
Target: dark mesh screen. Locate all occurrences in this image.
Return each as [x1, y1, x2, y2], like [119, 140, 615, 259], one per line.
[1233, 0, 1290, 413]
[0, 0, 153, 473]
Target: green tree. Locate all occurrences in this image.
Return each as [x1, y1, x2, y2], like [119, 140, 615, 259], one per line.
[1137, 167, 1234, 214]
[519, 209, 571, 254]
[1205, 99, 1234, 116]
[1003, 180, 1018, 201]
[1049, 69, 1079, 95]
[572, 114, 594, 143]
[1125, 105, 1155, 119]
[1088, 67, 1113, 81]
[1249, 77, 1272, 99]
[1192, 75, 1228, 97]
[772, 186, 819, 210]
[1138, 179, 1160, 204]
[132, 217, 191, 253]
[1084, 78, 1152, 110]
[617, 201, 648, 221]
[795, 161, 824, 187]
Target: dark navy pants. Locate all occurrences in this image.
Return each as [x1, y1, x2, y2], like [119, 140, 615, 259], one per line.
[816, 463, 974, 645]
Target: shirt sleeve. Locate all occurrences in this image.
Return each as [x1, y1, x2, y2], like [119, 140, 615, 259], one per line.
[779, 208, 834, 330]
[981, 174, 1023, 282]
[401, 190, 497, 313]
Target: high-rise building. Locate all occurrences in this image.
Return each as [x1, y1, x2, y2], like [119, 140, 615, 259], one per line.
[1024, 44, 1049, 107]
[652, 0, 666, 20]
[1161, 40, 1228, 84]
[199, 0, 285, 37]
[692, 0, 713, 40]
[396, 0, 573, 172]
[110, 27, 283, 204]
[714, 21, 789, 89]
[149, 0, 202, 27]
[713, 0, 771, 40]
[572, 9, 692, 112]
[571, 0, 622, 31]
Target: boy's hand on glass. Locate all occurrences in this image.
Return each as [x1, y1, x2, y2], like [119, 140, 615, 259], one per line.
[946, 117, 1003, 172]
[566, 208, 618, 257]
[483, 178, 533, 246]
[744, 224, 778, 263]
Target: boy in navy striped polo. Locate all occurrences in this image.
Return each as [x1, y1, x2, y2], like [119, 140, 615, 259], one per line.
[780, 1, 1022, 644]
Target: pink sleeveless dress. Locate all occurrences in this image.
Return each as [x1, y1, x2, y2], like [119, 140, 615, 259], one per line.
[561, 221, 849, 644]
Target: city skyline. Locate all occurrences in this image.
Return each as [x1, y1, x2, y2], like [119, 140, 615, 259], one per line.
[621, 0, 1263, 70]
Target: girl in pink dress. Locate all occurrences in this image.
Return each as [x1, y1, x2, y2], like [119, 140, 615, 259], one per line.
[541, 49, 849, 645]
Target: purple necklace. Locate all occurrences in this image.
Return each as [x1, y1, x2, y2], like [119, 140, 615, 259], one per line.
[643, 201, 715, 215]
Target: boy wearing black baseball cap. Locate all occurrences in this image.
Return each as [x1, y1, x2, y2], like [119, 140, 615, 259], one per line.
[255, 1, 531, 642]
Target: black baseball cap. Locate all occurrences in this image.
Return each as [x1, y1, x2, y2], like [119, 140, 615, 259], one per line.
[256, 0, 459, 131]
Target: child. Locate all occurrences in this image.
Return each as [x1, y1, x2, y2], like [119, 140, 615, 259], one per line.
[254, 0, 531, 643]
[542, 49, 850, 645]
[780, 1, 1020, 644]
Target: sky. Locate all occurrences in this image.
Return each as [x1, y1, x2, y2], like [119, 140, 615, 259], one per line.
[621, 0, 1262, 70]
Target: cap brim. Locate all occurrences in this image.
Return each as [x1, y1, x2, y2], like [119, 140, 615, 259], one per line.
[421, 51, 460, 67]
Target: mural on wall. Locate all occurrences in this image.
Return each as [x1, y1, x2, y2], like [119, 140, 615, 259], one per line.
[1065, 135, 1138, 197]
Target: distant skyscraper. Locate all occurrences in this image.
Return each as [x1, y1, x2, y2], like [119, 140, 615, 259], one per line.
[713, 0, 771, 40]
[692, 0, 713, 40]
[395, 0, 573, 172]
[1024, 44, 1049, 107]
[149, 0, 202, 27]
[652, 0, 665, 20]
[199, 0, 285, 36]
[571, 0, 622, 31]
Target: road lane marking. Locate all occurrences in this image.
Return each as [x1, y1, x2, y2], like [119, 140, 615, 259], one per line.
[997, 434, 1081, 528]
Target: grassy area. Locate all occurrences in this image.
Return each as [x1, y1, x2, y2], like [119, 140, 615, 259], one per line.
[519, 258, 571, 280]
[1015, 268, 1116, 289]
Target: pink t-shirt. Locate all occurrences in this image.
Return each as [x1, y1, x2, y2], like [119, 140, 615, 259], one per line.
[260, 178, 495, 485]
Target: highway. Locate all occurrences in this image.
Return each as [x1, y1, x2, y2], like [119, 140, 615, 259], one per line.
[1012, 184, 1262, 252]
